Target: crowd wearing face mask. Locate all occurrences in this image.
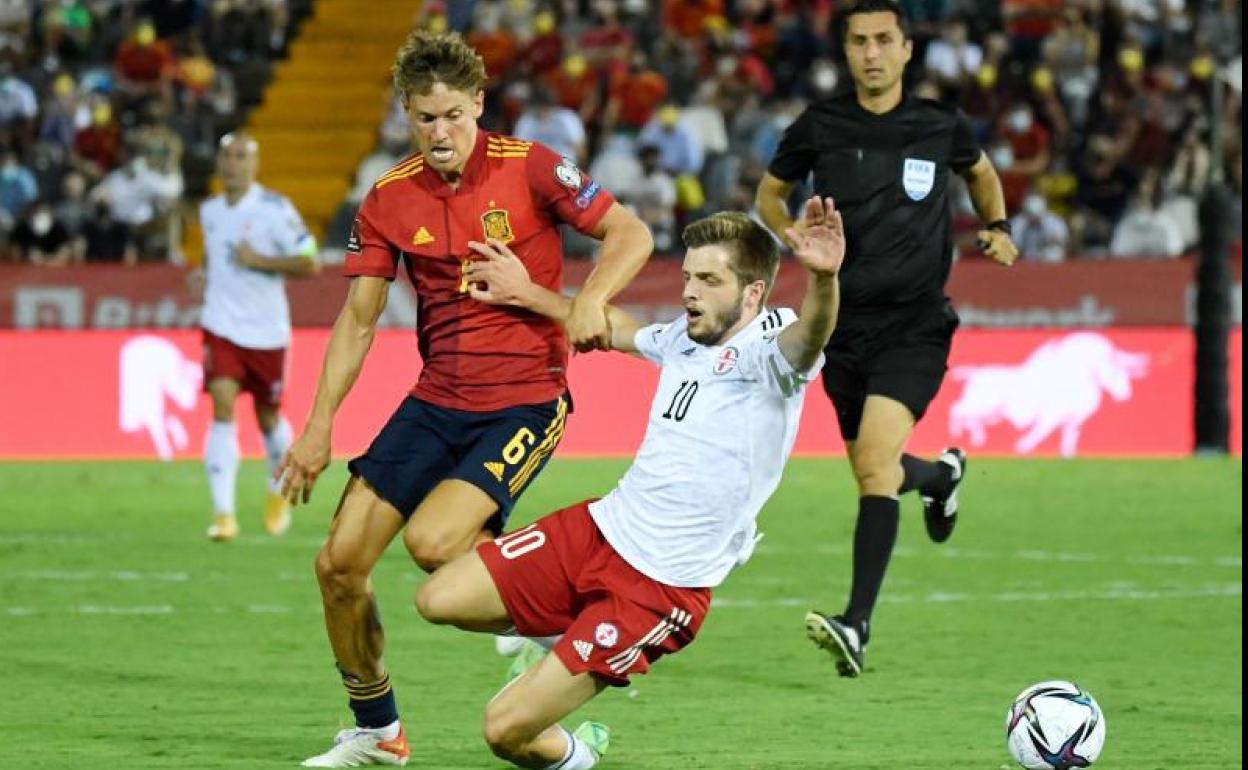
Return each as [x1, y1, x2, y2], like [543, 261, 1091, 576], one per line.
[327, 0, 1239, 265]
[0, 0, 294, 266]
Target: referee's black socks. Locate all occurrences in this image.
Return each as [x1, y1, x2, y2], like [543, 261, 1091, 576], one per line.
[899, 453, 951, 496]
[845, 495, 899, 629]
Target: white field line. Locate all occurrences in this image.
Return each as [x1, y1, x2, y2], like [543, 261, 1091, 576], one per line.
[752, 543, 1242, 569]
[4, 583, 1239, 617]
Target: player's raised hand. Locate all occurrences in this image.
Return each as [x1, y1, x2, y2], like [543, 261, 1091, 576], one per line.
[978, 228, 1019, 266]
[785, 196, 845, 277]
[276, 425, 331, 505]
[465, 238, 534, 306]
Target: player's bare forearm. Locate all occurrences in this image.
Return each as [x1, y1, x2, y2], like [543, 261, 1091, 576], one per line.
[605, 305, 643, 354]
[962, 153, 1008, 224]
[778, 273, 839, 372]
[244, 254, 321, 277]
[511, 283, 639, 354]
[516, 282, 574, 323]
[305, 277, 388, 430]
[580, 204, 654, 305]
[755, 173, 798, 248]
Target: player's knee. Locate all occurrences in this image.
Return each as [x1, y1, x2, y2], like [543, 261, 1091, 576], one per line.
[414, 575, 454, 625]
[314, 545, 367, 603]
[403, 528, 459, 574]
[481, 702, 531, 760]
[852, 456, 902, 495]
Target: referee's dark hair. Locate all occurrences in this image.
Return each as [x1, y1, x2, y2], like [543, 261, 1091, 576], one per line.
[839, 0, 910, 40]
[682, 213, 780, 297]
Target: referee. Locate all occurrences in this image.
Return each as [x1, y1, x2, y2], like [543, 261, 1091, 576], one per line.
[756, 0, 1018, 678]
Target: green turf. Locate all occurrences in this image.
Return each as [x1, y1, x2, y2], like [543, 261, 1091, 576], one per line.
[0, 458, 1240, 769]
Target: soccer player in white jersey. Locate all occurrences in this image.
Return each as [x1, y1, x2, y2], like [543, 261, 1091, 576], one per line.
[191, 132, 319, 542]
[406, 199, 843, 770]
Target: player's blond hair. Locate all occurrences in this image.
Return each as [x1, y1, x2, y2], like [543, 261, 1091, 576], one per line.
[392, 31, 487, 99]
[682, 212, 780, 297]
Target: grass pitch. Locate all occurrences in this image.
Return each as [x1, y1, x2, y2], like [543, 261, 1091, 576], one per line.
[0, 457, 1240, 769]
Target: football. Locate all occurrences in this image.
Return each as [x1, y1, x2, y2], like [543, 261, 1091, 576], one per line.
[1005, 680, 1106, 770]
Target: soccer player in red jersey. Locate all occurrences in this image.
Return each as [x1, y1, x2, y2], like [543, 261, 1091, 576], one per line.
[279, 31, 654, 768]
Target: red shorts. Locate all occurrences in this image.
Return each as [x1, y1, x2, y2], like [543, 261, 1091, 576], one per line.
[201, 329, 287, 407]
[479, 499, 711, 686]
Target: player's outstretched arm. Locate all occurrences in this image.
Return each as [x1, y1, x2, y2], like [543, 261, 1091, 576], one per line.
[277, 275, 388, 504]
[960, 152, 1019, 266]
[778, 196, 844, 373]
[234, 240, 321, 277]
[464, 239, 641, 353]
[755, 172, 800, 250]
[567, 203, 654, 352]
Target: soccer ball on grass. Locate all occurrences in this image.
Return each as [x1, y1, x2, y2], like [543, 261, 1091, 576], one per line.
[1005, 680, 1106, 770]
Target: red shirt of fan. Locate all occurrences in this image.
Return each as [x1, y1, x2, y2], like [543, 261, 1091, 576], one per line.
[344, 131, 615, 412]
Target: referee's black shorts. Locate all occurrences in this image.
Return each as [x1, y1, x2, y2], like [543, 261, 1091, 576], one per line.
[349, 393, 570, 533]
[820, 301, 959, 442]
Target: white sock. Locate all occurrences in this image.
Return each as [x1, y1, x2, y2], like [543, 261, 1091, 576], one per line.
[531, 635, 562, 652]
[261, 416, 292, 493]
[544, 727, 598, 770]
[205, 421, 239, 515]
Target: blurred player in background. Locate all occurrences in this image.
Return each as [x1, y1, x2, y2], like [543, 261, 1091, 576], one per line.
[280, 31, 653, 768]
[191, 131, 319, 542]
[414, 200, 843, 769]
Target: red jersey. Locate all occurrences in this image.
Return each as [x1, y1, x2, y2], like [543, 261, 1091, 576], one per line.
[344, 132, 616, 412]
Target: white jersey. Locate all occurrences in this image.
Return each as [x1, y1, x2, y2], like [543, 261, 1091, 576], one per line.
[199, 184, 315, 350]
[588, 308, 822, 588]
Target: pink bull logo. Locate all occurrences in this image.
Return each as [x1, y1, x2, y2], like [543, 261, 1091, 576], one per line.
[118, 336, 201, 459]
[949, 333, 1149, 457]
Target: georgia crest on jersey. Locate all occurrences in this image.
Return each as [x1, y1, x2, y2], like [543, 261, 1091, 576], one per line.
[199, 184, 315, 350]
[588, 308, 823, 588]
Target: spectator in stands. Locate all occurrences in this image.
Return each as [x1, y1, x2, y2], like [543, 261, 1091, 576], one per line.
[633, 143, 677, 251]
[0, 0, 30, 57]
[54, 170, 91, 238]
[72, 97, 123, 180]
[79, 199, 137, 264]
[513, 85, 588, 164]
[998, 102, 1050, 179]
[42, 0, 95, 67]
[38, 72, 82, 155]
[604, 49, 669, 133]
[1110, 171, 1186, 258]
[1011, 191, 1070, 263]
[0, 148, 37, 223]
[113, 17, 176, 110]
[0, 59, 37, 154]
[11, 201, 74, 266]
[925, 17, 983, 91]
[638, 103, 704, 177]
[1074, 134, 1140, 250]
[588, 132, 642, 202]
[1042, 5, 1099, 129]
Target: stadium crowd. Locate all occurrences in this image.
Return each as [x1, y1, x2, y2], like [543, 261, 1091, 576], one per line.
[0, 0, 298, 265]
[3, 0, 1242, 266]
[339, 0, 1242, 262]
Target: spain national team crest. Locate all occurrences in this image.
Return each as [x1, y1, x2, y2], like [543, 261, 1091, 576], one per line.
[594, 622, 618, 648]
[902, 157, 936, 201]
[481, 209, 515, 244]
[714, 346, 739, 375]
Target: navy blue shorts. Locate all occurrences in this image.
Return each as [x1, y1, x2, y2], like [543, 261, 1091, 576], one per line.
[348, 393, 570, 533]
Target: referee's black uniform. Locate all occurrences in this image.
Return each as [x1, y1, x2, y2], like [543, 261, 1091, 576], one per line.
[768, 91, 980, 440]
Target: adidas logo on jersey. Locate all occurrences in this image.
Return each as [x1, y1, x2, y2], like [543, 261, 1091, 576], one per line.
[412, 226, 435, 246]
[483, 461, 505, 482]
[573, 639, 594, 663]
